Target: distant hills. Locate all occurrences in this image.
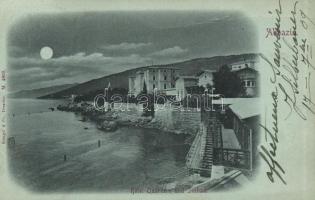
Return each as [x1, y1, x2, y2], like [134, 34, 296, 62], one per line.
[39, 53, 259, 99]
[8, 83, 78, 99]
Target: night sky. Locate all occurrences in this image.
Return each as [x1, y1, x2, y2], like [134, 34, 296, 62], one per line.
[7, 11, 258, 92]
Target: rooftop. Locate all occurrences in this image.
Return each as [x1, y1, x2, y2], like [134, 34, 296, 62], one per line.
[231, 67, 258, 73]
[229, 59, 258, 66]
[147, 66, 180, 70]
[228, 98, 260, 119]
[197, 70, 217, 76]
[212, 97, 259, 105]
[136, 71, 144, 74]
[176, 75, 198, 80]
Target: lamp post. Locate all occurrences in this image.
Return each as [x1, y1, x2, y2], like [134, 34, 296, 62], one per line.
[220, 94, 225, 112]
[104, 87, 109, 111]
[211, 87, 215, 111]
[203, 88, 208, 111]
[153, 87, 157, 104]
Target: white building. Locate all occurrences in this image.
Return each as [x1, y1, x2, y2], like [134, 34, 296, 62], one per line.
[128, 66, 179, 96]
[197, 70, 216, 88]
[175, 76, 198, 100]
[128, 75, 137, 96]
[229, 60, 258, 72]
[233, 67, 259, 97]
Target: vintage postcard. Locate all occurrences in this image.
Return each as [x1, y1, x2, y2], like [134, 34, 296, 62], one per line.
[0, 0, 314, 199]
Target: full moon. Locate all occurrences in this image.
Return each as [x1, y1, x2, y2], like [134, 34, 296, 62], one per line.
[40, 46, 53, 60]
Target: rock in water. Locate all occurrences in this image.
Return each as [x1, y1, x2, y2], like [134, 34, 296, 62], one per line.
[100, 120, 118, 132]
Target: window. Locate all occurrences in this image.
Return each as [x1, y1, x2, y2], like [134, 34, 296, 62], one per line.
[164, 84, 167, 89]
[244, 80, 255, 87]
[164, 70, 166, 72]
[153, 84, 155, 89]
[205, 75, 207, 78]
[164, 75, 167, 80]
[153, 75, 155, 80]
[246, 80, 251, 87]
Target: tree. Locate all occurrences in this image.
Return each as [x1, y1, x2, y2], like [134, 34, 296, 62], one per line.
[205, 83, 212, 91]
[213, 65, 245, 97]
[142, 80, 147, 94]
[139, 80, 154, 117]
[186, 85, 205, 94]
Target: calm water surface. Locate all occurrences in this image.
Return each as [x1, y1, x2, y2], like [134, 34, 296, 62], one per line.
[7, 99, 189, 192]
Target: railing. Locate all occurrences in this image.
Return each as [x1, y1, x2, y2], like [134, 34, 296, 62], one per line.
[186, 110, 223, 176]
[186, 107, 253, 175]
[185, 123, 205, 167]
[234, 120, 251, 150]
[213, 148, 251, 170]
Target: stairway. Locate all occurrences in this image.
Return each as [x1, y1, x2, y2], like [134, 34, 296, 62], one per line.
[200, 113, 220, 177]
[186, 123, 205, 168]
[185, 111, 222, 178]
[200, 124, 214, 177]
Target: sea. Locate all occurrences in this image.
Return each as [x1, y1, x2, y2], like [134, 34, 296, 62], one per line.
[7, 98, 190, 193]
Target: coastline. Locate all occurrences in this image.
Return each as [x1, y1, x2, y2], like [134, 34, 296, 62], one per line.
[56, 101, 200, 136]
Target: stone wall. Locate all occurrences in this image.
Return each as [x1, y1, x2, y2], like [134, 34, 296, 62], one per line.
[113, 103, 201, 135]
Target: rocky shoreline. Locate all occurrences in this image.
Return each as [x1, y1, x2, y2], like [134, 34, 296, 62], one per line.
[56, 102, 194, 134]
